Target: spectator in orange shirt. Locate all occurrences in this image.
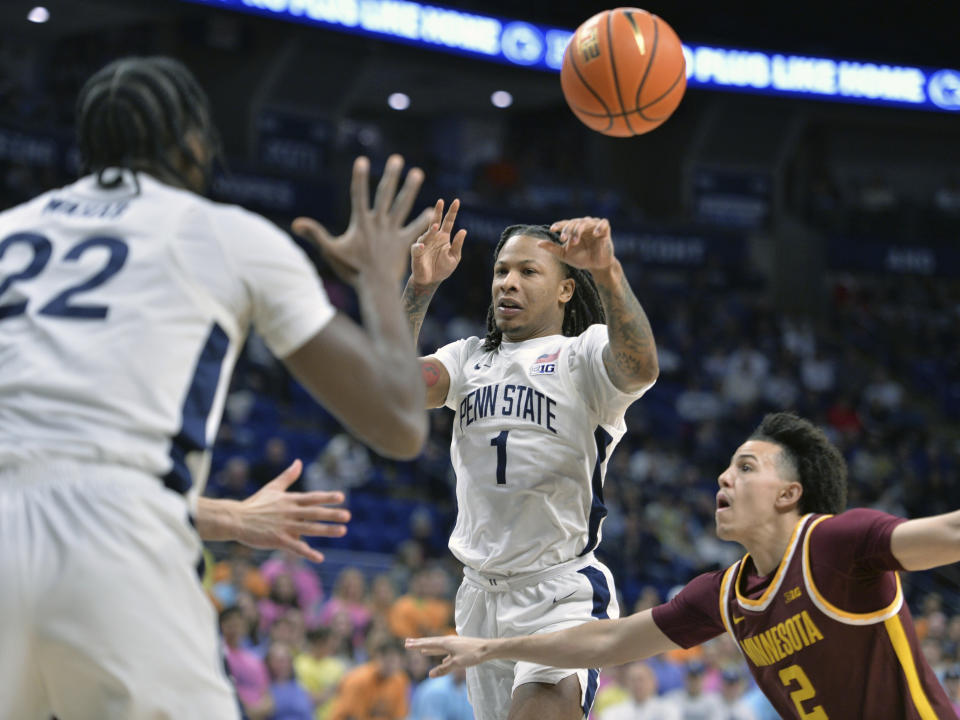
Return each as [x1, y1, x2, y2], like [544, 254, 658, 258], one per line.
[388, 567, 453, 640]
[328, 637, 409, 720]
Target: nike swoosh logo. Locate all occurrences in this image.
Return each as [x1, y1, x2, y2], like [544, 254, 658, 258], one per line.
[552, 591, 577, 604]
[733, 616, 745, 624]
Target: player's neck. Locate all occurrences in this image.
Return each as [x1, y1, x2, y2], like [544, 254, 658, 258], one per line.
[501, 320, 564, 344]
[743, 513, 802, 576]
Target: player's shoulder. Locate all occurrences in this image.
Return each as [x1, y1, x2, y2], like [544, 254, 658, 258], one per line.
[434, 335, 483, 358]
[149, 176, 285, 237]
[809, 508, 903, 546]
[813, 508, 898, 531]
[562, 322, 609, 350]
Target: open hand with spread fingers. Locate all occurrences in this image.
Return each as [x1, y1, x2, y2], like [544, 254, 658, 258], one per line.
[544, 217, 616, 274]
[405, 635, 491, 678]
[410, 198, 466, 287]
[233, 459, 350, 564]
[292, 154, 433, 285]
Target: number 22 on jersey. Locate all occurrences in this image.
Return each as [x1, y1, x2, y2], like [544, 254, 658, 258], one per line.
[0, 232, 128, 321]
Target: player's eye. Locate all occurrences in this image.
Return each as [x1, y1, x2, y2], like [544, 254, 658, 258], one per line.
[523, 268, 537, 275]
[741, 464, 751, 472]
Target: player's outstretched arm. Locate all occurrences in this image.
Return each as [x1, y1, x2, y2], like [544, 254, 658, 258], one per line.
[287, 155, 433, 459]
[891, 509, 960, 571]
[401, 198, 465, 408]
[406, 608, 679, 678]
[545, 217, 658, 393]
[196, 460, 349, 563]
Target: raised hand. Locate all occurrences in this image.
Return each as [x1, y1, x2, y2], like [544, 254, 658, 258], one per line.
[405, 635, 491, 678]
[292, 154, 433, 284]
[233, 460, 350, 564]
[410, 198, 467, 286]
[544, 217, 616, 273]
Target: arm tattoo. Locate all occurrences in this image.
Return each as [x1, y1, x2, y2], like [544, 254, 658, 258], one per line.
[421, 361, 442, 387]
[401, 279, 439, 345]
[595, 266, 659, 392]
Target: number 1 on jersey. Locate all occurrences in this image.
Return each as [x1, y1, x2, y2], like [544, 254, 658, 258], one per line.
[490, 430, 509, 485]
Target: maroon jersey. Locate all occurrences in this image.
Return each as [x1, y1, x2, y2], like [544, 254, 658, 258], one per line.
[653, 510, 957, 719]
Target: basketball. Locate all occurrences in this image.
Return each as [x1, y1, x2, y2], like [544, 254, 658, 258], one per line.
[561, 8, 687, 137]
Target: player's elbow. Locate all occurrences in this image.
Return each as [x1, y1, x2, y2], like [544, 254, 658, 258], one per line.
[373, 409, 428, 460]
[623, 360, 659, 394]
[640, 359, 659, 387]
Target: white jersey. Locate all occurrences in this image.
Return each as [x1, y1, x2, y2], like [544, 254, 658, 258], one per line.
[433, 324, 651, 575]
[0, 172, 334, 500]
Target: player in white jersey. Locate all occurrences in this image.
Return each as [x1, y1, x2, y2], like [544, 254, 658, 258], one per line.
[0, 56, 433, 720]
[395, 200, 659, 719]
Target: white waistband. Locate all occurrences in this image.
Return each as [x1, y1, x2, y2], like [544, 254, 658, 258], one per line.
[462, 553, 596, 592]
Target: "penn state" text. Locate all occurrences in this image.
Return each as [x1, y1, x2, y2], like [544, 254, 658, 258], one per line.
[459, 383, 558, 434]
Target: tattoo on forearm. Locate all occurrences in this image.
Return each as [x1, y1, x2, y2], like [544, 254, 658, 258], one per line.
[421, 361, 442, 387]
[597, 271, 658, 389]
[402, 280, 438, 343]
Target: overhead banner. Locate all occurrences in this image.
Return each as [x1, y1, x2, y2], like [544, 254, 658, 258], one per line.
[179, 0, 960, 113]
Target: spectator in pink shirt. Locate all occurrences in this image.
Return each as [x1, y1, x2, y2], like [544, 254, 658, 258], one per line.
[261, 549, 324, 618]
[319, 568, 372, 650]
[259, 573, 303, 636]
[220, 606, 270, 716]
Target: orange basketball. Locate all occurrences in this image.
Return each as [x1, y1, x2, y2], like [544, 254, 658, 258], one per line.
[561, 7, 687, 137]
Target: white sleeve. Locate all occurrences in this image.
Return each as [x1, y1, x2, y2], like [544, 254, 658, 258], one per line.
[216, 207, 336, 358]
[431, 337, 472, 411]
[566, 324, 652, 424]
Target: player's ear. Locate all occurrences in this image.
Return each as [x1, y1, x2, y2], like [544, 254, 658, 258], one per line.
[558, 277, 575, 303]
[776, 481, 803, 512]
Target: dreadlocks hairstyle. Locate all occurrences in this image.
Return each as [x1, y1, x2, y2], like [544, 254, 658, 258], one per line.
[481, 224, 606, 351]
[76, 56, 221, 190]
[749, 412, 848, 515]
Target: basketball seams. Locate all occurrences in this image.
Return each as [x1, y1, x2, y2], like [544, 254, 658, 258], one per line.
[566, 42, 615, 133]
[632, 14, 660, 112]
[605, 10, 634, 134]
[638, 66, 686, 121]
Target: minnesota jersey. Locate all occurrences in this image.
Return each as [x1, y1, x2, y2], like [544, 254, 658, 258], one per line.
[433, 325, 650, 575]
[653, 510, 956, 719]
[0, 172, 334, 500]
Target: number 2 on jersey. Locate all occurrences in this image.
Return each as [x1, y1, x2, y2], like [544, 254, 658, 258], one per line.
[0, 232, 128, 321]
[778, 664, 828, 719]
[490, 430, 509, 485]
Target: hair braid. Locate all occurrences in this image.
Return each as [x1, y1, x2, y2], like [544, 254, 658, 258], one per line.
[76, 56, 220, 190]
[482, 224, 605, 351]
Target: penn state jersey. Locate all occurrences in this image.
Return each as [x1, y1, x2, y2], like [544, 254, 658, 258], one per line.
[0, 172, 334, 500]
[433, 325, 651, 575]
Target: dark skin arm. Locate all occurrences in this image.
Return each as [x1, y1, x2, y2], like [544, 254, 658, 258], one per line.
[547, 217, 659, 393]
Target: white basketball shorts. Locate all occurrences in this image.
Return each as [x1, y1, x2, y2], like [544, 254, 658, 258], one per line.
[0, 460, 239, 720]
[455, 554, 620, 720]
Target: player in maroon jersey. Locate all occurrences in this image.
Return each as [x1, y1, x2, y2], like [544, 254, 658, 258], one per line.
[408, 412, 959, 719]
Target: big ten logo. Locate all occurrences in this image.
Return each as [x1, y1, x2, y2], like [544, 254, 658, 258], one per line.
[529, 362, 557, 376]
[577, 22, 601, 63]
